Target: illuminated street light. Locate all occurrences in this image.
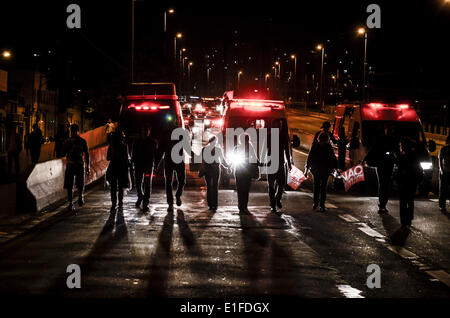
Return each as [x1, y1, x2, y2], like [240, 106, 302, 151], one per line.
[237, 71, 243, 91]
[164, 8, 175, 33]
[290, 54, 297, 76]
[174, 33, 182, 62]
[316, 44, 325, 111]
[2, 50, 12, 59]
[265, 73, 270, 90]
[357, 27, 368, 102]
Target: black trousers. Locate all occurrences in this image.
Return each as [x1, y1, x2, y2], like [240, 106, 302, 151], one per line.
[205, 168, 220, 208]
[268, 166, 286, 208]
[235, 170, 252, 210]
[376, 165, 393, 209]
[399, 182, 417, 226]
[135, 165, 153, 206]
[110, 177, 124, 206]
[164, 161, 186, 204]
[312, 173, 329, 208]
[439, 172, 450, 208]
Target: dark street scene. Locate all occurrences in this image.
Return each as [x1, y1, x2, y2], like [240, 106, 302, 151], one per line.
[0, 0, 450, 313]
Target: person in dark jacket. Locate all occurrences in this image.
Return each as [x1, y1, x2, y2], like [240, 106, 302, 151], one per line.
[337, 126, 349, 171]
[62, 124, 90, 211]
[305, 132, 337, 212]
[157, 127, 186, 211]
[132, 125, 157, 212]
[232, 133, 260, 214]
[312, 121, 337, 146]
[267, 119, 293, 213]
[438, 135, 450, 212]
[200, 136, 229, 212]
[26, 124, 44, 164]
[364, 124, 397, 213]
[106, 130, 130, 209]
[396, 137, 423, 229]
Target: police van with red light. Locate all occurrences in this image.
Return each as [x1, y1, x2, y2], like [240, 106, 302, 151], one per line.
[332, 102, 436, 194]
[219, 92, 300, 185]
[119, 82, 184, 138]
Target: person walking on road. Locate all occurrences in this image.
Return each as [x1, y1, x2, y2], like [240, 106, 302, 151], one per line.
[267, 119, 293, 213]
[157, 128, 186, 211]
[438, 135, 450, 212]
[305, 132, 337, 212]
[396, 137, 423, 229]
[364, 124, 397, 214]
[26, 124, 44, 164]
[312, 121, 337, 146]
[232, 134, 260, 214]
[200, 136, 230, 212]
[132, 125, 157, 212]
[7, 127, 22, 177]
[106, 130, 130, 209]
[63, 124, 90, 211]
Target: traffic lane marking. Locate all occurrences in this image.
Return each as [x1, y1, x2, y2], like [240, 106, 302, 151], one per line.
[386, 245, 419, 260]
[338, 214, 360, 223]
[425, 270, 450, 288]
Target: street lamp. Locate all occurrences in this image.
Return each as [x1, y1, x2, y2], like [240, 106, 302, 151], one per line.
[237, 71, 243, 91]
[316, 44, 325, 111]
[174, 33, 182, 62]
[290, 54, 297, 76]
[275, 61, 280, 78]
[2, 50, 12, 59]
[164, 8, 175, 33]
[188, 61, 193, 80]
[357, 27, 368, 103]
[265, 73, 270, 90]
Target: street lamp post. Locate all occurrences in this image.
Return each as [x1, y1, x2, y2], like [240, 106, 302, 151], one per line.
[164, 8, 174, 33]
[188, 61, 193, 92]
[290, 54, 297, 76]
[174, 33, 182, 63]
[179, 48, 186, 91]
[316, 44, 325, 111]
[358, 27, 368, 103]
[265, 73, 270, 91]
[237, 71, 243, 91]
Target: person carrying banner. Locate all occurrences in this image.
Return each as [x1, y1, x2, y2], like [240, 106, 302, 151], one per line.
[305, 132, 337, 212]
[312, 121, 337, 147]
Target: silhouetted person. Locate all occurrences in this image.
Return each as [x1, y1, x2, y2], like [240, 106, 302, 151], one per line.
[312, 121, 337, 146]
[132, 126, 157, 212]
[267, 119, 293, 213]
[337, 126, 349, 171]
[106, 130, 130, 209]
[305, 132, 337, 212]
[63, 124, 90, 211]
[7, 127, 22, 177]
[26, 124, 44, 164]
[157, 127, 186, 211]
[200, 136, 229, 212]
[438, 135, 450, 212]
[365, 124, 397, 213]
[232, 134, 259, 213]
[396, 138, 423, 229]
[55, 124, 69, 158]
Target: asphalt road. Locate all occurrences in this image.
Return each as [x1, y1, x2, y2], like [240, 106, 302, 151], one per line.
[0, 113, 450, 298]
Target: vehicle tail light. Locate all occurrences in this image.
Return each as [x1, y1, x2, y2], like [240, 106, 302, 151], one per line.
[367, 103, 386, 108]
[397, 104, 409, 109]
[128, 104, 172, 111]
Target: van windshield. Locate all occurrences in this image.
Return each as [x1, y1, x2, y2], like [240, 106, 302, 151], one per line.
[362, 121, 425, 148]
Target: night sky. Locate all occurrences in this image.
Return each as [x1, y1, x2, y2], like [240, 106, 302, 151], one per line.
[1, 0, 449, 99]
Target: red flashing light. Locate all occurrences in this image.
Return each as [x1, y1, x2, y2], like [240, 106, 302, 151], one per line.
[229, 99, 284, 111]
[128, 104, 172, 111]
[367, 103, 386, 108]
[397, 104, 409, 109]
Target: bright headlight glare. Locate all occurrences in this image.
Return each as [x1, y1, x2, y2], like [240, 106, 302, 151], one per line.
[204, 119, 211, 125]
[228, 152, 244, 166]
[420, 162, 433, 170]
